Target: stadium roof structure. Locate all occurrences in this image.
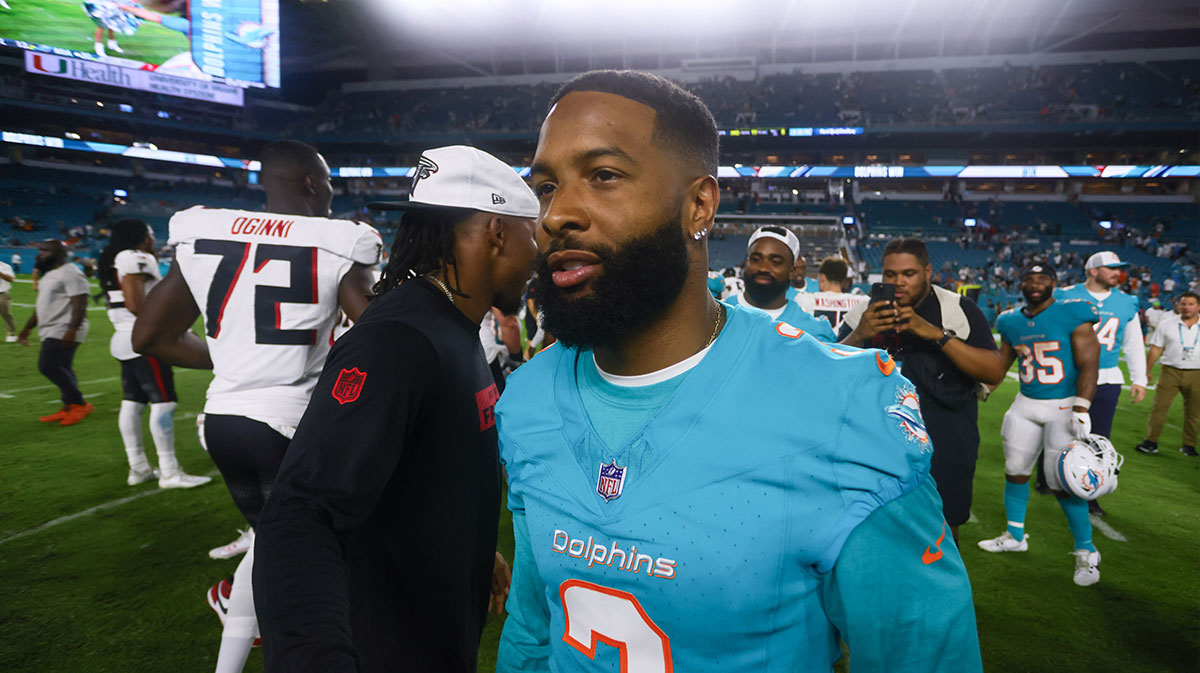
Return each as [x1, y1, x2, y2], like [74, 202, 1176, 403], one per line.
[287, 0, 1200, 81]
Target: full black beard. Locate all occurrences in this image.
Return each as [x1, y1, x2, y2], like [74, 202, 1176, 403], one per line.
[742, 274, 788, 307]
[1022, 287, 1049, 308]
[532, 214, 689, 350]
[34, 257, 56, 274]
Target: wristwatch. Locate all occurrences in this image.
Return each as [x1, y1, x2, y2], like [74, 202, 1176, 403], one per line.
[934, 329, 955, 348]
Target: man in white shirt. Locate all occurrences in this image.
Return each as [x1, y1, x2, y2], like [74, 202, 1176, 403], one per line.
[0, 258, 15, 341]
[17, 240, 93, 425]
[1135, 291, 1200, 456]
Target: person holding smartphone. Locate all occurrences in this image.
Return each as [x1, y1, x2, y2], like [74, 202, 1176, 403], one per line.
[839, 238, 1006, 542]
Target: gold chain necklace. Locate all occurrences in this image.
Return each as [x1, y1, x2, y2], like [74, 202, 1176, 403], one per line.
[425, 275, 454, 304]
[705, 302, 724, 347]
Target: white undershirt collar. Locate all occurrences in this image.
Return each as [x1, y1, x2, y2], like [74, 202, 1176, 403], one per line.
[593, 341, 716, 387]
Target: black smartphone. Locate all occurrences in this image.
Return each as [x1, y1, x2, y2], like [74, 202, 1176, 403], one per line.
[869, 282, 896, 306]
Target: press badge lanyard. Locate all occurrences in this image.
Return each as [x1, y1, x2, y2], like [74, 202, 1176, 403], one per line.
[1178, 321, 1199, 361]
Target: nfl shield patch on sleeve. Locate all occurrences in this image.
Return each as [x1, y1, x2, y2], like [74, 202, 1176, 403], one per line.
[332, 367, 367, 405]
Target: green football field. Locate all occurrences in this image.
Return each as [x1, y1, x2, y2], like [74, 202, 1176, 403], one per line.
[0, 0, 189, 66]
[0, 276, 1196, 672]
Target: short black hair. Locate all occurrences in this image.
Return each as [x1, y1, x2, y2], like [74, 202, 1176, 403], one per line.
[550, 70, 719, 177]
[1180, 291, 1200, 302]
[883, 237, 930, 266]
[260, 140, 324, 178]
[818, 256, 849, 284]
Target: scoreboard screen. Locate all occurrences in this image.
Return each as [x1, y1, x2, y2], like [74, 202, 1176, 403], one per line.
[0, 0, 279, 95]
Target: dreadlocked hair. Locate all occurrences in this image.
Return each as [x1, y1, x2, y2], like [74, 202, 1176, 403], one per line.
[373, 207, 474, 298]
[97, 219, 152, 294]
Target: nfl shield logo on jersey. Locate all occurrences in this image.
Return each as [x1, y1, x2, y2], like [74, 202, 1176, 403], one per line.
[596, 460, 627, 502]
[331, 367, 367, 405]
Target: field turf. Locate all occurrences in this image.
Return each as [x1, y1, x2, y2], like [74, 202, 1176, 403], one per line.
[0, 276, 1196, 672]
[0, 0, 189, 66]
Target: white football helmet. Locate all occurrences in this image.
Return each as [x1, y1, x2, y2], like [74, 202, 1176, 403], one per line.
[1057, 434, 1124, 501]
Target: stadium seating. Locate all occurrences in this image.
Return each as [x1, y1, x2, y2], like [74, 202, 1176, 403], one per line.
[305, 59, 1198, 138]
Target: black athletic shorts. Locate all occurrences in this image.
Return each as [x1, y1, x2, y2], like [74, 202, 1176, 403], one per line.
[203, 414, 292, 528]
[119, 356, 177, 404]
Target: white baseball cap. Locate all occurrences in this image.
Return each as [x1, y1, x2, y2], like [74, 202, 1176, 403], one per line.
[747, 226, 800, 262]
[1085, 251, 1130, 270]
[369, 145, 538, 219]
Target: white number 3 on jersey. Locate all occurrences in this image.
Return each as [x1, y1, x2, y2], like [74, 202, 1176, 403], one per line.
[560, 579, 673, 672]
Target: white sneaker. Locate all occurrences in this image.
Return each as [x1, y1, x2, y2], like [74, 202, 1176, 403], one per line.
[208, 528, 254, 560]
[94, 42, 106, 57]
[1073, 549, 1101, 586]
[106, 40, 123, 54]
[127, 467, 159, 486]
[978, 530, 1030, 552]
[5, 335, 16, 343]
[158, 471, 212, 489]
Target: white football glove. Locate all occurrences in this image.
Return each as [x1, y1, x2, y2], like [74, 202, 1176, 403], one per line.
[1070, 411, 1092, 439]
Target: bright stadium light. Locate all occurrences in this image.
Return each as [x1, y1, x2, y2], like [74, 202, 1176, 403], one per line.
[964, 218, 977, 227]
[1098, 220, 1113, 229]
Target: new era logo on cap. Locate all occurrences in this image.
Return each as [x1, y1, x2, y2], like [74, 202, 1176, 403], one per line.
[367, 145, 538, 219]
[1085, 251, 1130, 270]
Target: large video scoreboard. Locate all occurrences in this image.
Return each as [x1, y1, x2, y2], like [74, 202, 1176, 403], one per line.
[2, 0, 279, 105]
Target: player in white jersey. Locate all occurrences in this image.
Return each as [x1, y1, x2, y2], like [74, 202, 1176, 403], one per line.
[133, 140, 380, 673]
[98, 219, 211, 489]
[795, 255, 870, 333]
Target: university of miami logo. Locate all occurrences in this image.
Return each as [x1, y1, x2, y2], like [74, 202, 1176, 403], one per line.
[31, 54, 67, 74]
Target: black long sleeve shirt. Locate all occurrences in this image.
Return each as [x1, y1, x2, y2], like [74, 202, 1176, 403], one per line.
[255, 279, 502, 673]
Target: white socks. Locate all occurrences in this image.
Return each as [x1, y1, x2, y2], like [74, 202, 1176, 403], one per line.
[149, 402, 179, 477]
[215, 545, 259, 673]
[119, 401, 151, 473]
[122, 401, 183, 477]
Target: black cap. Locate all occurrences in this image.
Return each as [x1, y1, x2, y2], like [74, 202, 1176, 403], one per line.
[1020, 259, 1057, 280]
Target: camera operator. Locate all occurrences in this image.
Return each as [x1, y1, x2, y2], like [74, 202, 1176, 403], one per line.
[839, 238, 1006, 541]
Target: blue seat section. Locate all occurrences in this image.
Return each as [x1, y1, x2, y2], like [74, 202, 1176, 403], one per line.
[857, 200, 964, 233]
[305, 60, 1198, 137]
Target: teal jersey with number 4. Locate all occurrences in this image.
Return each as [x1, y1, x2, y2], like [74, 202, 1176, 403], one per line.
[1055, 285, 1140, 370]
[996, 298, 1099, 399]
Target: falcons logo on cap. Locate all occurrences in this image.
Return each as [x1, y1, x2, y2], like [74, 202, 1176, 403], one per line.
[412, 156, 439, 193]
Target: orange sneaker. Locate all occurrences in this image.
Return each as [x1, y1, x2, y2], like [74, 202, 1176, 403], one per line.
[39, 407, 69, 423]
[60, 402, 94, 426]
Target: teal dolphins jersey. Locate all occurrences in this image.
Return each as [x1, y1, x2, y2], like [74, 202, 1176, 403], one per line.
[1055, 284, 1140, 370]
[726, 293, 837, 342]
[996, 299, 1100, 399]
[496, 307, 981, 673]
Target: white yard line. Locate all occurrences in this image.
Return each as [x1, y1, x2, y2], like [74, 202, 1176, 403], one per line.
[1090, 516, 1129, 542]
[0, 376, 121, 398]
[11, 302, 107, 312]
[0, 469, 220, 546]
[45, 392, 106, 404]
[0, 369, 201, 400]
